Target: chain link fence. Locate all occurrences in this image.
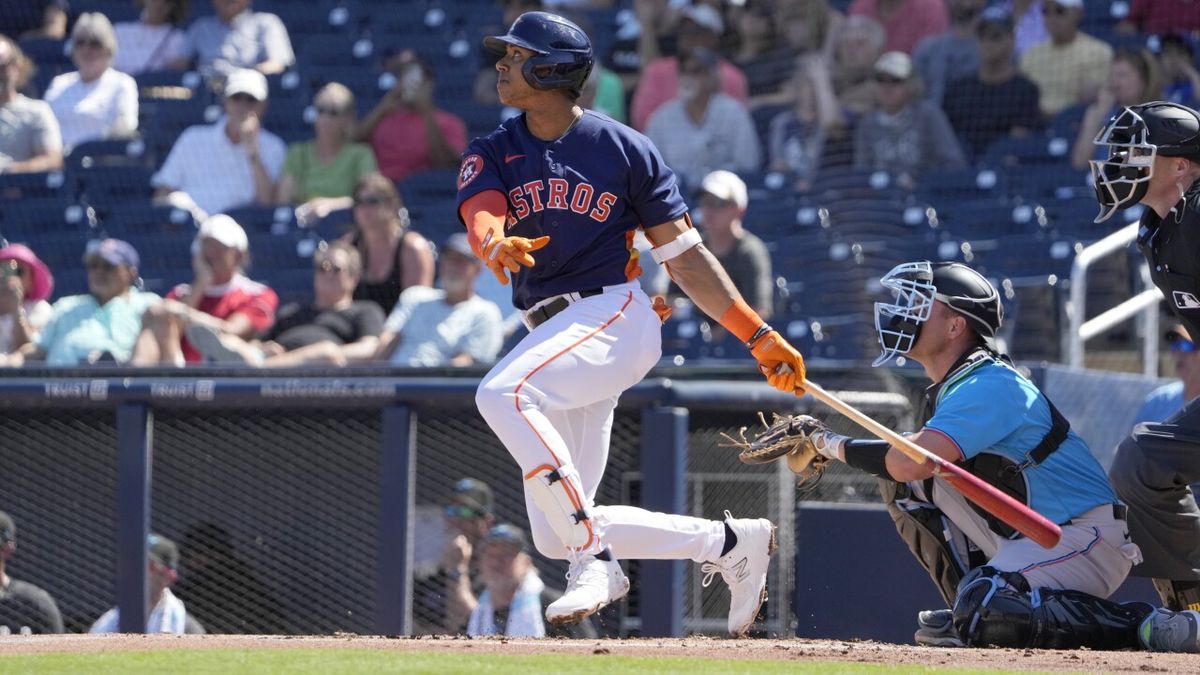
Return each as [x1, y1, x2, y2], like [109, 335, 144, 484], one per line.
[0, 371, 911, 637]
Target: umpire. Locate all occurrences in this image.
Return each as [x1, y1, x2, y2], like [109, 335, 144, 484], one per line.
[1092, 101, 1200, 612]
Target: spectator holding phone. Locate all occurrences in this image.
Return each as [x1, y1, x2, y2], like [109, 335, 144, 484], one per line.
[355, 49, 466, 183]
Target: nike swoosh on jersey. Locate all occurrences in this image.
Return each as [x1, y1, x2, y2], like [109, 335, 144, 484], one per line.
[504, 154, 526, 164]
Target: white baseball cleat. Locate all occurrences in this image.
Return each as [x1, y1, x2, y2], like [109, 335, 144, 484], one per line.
[545, 554, 629, 625]
[700, 511, 777, 637]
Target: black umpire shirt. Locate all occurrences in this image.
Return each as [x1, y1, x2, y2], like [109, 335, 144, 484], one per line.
[1137, 188, 1200, 341]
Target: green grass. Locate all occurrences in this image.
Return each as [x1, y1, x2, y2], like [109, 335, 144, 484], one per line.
[0, 649, 1037, 675]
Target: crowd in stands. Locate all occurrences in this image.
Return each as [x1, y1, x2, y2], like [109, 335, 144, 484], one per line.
[0, 0, 1199, 368]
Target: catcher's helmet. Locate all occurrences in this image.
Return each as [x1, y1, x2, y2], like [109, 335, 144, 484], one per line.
[873, 262, 1003, 367]
[1091, 101, 1200, 223]
[484, 11, 594, 98]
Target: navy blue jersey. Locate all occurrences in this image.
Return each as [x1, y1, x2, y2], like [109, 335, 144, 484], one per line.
[456, 110, 688, 310]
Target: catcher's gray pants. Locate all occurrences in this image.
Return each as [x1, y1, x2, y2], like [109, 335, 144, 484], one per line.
[911, 478, 1138, 599]
[1110, 395, 1200, 604]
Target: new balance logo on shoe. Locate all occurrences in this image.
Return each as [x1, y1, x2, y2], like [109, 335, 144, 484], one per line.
[730, 557, 749, 582]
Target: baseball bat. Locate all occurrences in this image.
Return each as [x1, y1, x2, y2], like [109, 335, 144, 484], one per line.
[803, 380, 1063, 549]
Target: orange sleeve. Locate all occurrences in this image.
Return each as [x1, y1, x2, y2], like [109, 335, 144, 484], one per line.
[458, 190, 509, 259]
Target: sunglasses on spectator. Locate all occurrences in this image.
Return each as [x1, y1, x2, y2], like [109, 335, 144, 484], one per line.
[699, 194, 735, 209]
[313, 259, 345, 275]
[74, 38, 104, 49]
[316, 106, 348, 117]
[85, 259, 117, 272]
[1041, 4, 1070, 15]
[444, 505, 483, 519]
[354, 195, 389, 207]
[874, 75, 906, 85]
[1170, 338, 1198, 354]
[227, 93, 259, 103]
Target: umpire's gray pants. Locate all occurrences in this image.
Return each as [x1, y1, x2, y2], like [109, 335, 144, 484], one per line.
[1110, 395, 1200, 580]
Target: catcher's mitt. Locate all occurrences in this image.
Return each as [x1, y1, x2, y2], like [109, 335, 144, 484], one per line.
[722, 413, 833, 485]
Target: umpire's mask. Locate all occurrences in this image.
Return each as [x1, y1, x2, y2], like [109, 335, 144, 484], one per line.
[873, 262, 1002, 367]
[1090, 107, 1156, 223]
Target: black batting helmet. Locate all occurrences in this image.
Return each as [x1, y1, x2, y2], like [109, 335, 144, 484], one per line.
[484, 11, 594, 98]
[1091, 101, 1200, 222]
[874, 262, 1003, 366]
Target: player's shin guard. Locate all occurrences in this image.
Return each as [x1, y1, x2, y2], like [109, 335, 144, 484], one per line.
[951, 567, 1154, 649]
[524, 461, 598, 552]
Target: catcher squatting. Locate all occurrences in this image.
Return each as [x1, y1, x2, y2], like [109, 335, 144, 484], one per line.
[737, 260, 1200, 652]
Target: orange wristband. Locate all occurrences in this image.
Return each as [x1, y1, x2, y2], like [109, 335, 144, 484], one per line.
[459, 190, 508, 259]
[718, 299, 764, 344]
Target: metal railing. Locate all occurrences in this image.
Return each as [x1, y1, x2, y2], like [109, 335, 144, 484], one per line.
[1065, 222, 1163, 376]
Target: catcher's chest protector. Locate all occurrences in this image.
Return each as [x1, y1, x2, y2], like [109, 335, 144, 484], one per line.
[921, 347, 1070, 539]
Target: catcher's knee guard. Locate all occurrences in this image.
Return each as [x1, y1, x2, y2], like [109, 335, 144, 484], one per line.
[951, 567, 1151, 649]
[882, 479, 976, 607]
[524, 462, 597, 551]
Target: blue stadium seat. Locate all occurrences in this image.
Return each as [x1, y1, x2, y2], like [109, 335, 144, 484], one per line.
[105, 203, 196, 234]
[17, 38, 70, 68]
[806, 167, 906, 203]
[914, 167, 1007, 202]
[398, 170, 459, 207]
[0, 170, 70, 199]
[980, 135, 1070, 168]
[221, 205, 296, 234]
[67, 138, 153, 173]
[71, 0, 140, 22]
[1006, 164, 1092, 201]
[0, 197, 84, 235]
[408, 199, 461, 244]
[935, 197, 1022, 238]
[453, 103, 507, 140]
[294, 33, 374, 69]
[246, 232, 308, 269]
[263, 0, 362, 35]
[30, 232, 93, 270]
[75, 165, 156, 208]
[123, 231, 194, 270]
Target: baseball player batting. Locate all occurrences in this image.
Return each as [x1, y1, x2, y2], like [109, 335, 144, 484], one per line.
[456, 12, 806, 635]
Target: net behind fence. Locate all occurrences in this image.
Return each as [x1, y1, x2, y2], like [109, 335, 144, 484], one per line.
[0, 374, 912, 637]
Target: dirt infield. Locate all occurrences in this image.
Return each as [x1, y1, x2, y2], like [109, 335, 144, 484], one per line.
[0, 634, 1196, 672]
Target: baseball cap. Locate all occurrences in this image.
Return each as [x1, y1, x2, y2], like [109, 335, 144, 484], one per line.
[447, 477, 494, 516]
[681, 4, 724, 35]
[976, 7, 1014, 33]
[84, 238, 140, 269]
[482, 523, 529, 553]
[874, 51, 913, 80]
[195, 214, 249, 253]
[700, 170, 748, 209]
[441, 233, 475, 259]
[0, 511, 15, 543]
[148, 533, 179, 570]
[0, 243, 54, 301]
[224, 68, 269, 101]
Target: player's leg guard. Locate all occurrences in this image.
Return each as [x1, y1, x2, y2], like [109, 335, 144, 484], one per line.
[881, 479, 978, 607]
[951, 566, 1153, 649]
[524, 461, 598, 552]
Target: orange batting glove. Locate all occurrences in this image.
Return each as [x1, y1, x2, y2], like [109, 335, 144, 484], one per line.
[651, 295, 672, 324]
[482, 235, 550, 285]
[749, 327, 807, 395]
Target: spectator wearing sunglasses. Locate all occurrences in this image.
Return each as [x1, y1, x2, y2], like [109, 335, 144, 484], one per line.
[152, 68, 286, 219]
[1018, 0, 1112, 118]
[276, 83, 377, 227]
[336, 172, 434, 315]
[44, 13, 138, 153]
[853, 51, 965, 188]
[183, 241, 384, 367]
[1133, 326, 1200, 428]
[0, 239, 159, 367]
[411, 478, 495, 634]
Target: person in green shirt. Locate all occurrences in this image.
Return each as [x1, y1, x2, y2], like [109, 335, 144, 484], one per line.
[275, 82, 377, 226]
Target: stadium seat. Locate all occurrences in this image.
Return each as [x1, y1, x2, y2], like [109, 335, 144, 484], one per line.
[71, 0, 140, 22]
[75, 165, 156, 209]
[0, 170, 70, 199]
[914, 167, 1007, 203]
[29, 232, 94, 270]
[221, 205, 297, 234]
[980, 135, 1070, 168]
[0, 197, 84, 236]
[294, 33, 374, 69]
[105, 203, 196, 234]
[408, 200, 461, 244]
[398, 170, 460, 207]
[17, 38, 70, 69]
[1006, 164, 1092, 201]
[67, 138, 153, 173]
[806, 167, 905, 203]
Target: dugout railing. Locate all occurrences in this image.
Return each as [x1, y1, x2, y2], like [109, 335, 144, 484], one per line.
[0, 367, 911, 638]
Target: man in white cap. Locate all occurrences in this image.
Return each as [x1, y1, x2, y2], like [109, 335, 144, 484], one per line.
[152, 68, 286, 218]
[852, 51, 966, 186]
[630, 3, 749, 131]
[131, 214, 278, 366]
[667, 170, 773, 320]
[1018, 0, 1112, 118]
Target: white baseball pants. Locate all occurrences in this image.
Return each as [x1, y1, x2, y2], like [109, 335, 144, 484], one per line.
[476, 282, 726, 563]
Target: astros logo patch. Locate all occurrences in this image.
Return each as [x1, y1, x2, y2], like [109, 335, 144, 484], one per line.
[458, 154, 483, 189]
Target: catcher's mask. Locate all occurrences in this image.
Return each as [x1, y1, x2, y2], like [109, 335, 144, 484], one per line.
[1090, 102, 1200, 223]
[873, 262, 1002, 367]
